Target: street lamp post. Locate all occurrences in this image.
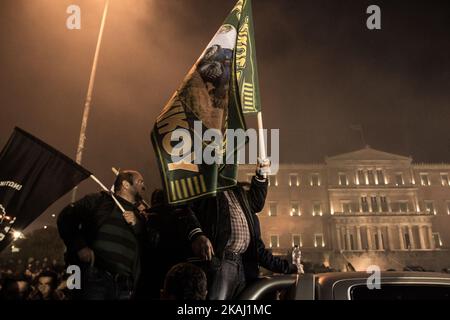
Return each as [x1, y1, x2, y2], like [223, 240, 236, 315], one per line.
[71, 0, 110, 202]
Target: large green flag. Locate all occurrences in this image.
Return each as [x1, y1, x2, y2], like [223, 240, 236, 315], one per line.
[151, 0, 260, 205]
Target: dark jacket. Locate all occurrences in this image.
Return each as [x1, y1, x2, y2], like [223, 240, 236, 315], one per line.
[182, 176, 296, 282]
[57, 191, 145, 266]
[252, 214, 298, 280]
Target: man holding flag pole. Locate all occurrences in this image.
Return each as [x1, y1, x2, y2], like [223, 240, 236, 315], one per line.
[151, 0, 289, 300]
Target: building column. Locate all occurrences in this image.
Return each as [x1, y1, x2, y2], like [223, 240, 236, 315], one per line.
[376, 226, 383, 250]
[427, 225, 435, 250]
[356, 226, 362, 251]
[335, 226, 342, 250]
[418, 225, 427, 249]
[408, 225, 416, 249]
[387, 226, 394, 250]
[366, 226, 373, 250]
[345, 226, 351, 251]
[341, 227, 346, 250]
[398, 225, 405, 250]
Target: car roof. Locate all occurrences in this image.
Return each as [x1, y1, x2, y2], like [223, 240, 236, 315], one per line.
[313, 272, 450, 299]
[315, 271, 450, 285]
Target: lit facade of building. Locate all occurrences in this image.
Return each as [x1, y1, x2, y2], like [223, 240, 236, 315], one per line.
[238, 147, 450, 271]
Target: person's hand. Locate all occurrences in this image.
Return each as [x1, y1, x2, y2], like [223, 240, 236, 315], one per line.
[123, 211, 137, 226]
[256, 158, 271, 178]
[191, 235, 215, 261]
[77, 247, 94, 264]
[296, 263, 305, 275]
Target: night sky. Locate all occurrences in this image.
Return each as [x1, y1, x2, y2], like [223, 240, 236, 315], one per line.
[0, 0, 449, 229]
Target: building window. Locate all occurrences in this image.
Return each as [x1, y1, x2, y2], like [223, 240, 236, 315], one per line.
[404, 228, 412, 249]
[374, 233, 384, 250]
[314, 234, 325, 248]
[380, 196, 389, 212]
[313, 202, 322, 216]
[291, 202, 300, 216]
[342, 202, 352, 213]
[420, 173, 430, 186]
[447, 201, 450, 215]
[348, 234, 355, 251]
[377, 169, 385, 185]
[371, 196, 379, 212]
[289, 173, 299, 187]
[433, 233, 443, 248]
[395, 173, 404, 186]
[268, 176, 278, 187]
[270, 235, 279, 248]
[441, 173, 449, 186]
[361, 196, 369, 212]
[425, 201, 436, 215]
[339, 173, 348, 186]
[367, 170, 375, 185]
[292, 234, 302, 247]
[357, 170, 365, 185]
[311, 173, 320, 186]
[269, 202, 278, 216]
[399, 202, 408, 213]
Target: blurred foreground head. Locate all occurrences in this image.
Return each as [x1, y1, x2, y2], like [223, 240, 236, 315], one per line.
[161, 263, 207, 300]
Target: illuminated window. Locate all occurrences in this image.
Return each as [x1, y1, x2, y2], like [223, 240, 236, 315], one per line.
[269, 202, 278, 216]
[311, 173, 320, 186]
[433, 233, 443, 248]
[404, 228, 411, 249]
[292, 234, 302, 247]
[367, 170, 375, 185]
[377, 169, 385, 185]
[357, 170, 365, 185]
[395, 173, 404, 186]
[291, 202, 300, 216]
[339, 173, 348, 186]
[425, 201, 436, 215]
[361, 196, 369, 212]
[270, 235, 279, 248]
[380, 196, 389, 212]
[289, 173, 299, 187]
[314, 234, 325, 248]
[399, 201, 408, 213]
[313, 202, 322, 216]
[342, 202, 352, 213]
[420, 173, 430, 186]
[268, 176, 278, 187]
[447, 201, 450, 215]
[441, 173, 449, 186]
[371, 196, 379, 212]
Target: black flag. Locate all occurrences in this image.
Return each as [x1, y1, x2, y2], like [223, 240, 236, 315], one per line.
[0, 128, 91, 251]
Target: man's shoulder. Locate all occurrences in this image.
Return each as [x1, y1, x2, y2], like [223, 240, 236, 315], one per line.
[76, 191, 112, 206]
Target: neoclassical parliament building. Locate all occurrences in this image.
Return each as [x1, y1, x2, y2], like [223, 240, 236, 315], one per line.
[238, 147, 450, 271]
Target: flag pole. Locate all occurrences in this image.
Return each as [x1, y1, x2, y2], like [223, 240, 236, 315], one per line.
[257, 111, 267, 160]
[89, 175, 125, 213]
[71, 0, 110, 202]
[257, 111, 270, 179]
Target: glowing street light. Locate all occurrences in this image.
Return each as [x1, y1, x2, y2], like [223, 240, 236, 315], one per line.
[12, 231, 23, 241]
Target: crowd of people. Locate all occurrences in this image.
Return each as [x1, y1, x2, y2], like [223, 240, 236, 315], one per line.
[1, 161, 305, 300]
[0, 257, 69, 300]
